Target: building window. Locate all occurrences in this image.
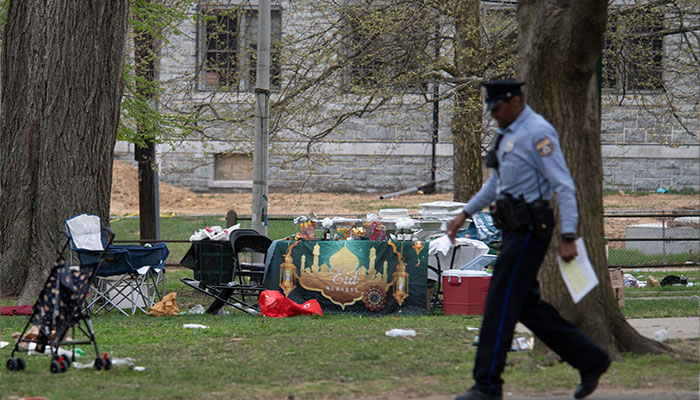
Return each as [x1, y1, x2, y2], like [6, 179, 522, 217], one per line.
[214, 153, 253, 181]
[602, 10, 664, 92]
[198, 5, 281, 92]
[339, 3, 433, 92]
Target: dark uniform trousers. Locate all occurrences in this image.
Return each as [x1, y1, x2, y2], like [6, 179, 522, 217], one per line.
[473, 209, 609, 396]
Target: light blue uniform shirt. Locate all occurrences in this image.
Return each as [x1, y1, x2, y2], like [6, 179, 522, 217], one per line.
[463, 105, 578, 234]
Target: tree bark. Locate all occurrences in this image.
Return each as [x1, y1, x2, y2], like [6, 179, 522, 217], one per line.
[518, 0, 690, 360]
[135, 7, 159, 241]
[451, 0, 483, 202]
[0, 0, 129, 303]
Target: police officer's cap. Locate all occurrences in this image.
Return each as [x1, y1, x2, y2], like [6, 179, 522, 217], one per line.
[481, 79, 525, 110]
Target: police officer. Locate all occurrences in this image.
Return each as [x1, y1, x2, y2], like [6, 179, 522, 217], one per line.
[446, 79, 611, 400]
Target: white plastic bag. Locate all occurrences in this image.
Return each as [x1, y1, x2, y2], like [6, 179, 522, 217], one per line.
[385, 329, 416, 338]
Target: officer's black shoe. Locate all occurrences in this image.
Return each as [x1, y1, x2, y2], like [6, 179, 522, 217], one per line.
[574, 355, 612, 399]
[454, 388, 502, 400]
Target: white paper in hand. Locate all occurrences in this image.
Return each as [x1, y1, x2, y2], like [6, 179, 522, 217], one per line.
[557, 238, 599, 303]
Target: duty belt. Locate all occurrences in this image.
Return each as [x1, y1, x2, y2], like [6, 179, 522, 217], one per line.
[490, 193, 551, 233]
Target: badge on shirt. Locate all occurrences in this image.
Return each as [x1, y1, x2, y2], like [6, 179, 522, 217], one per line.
[536, 138, 553, 156]
[504, 140, 514, 153]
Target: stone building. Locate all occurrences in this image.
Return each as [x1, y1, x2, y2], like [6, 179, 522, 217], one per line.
[115, 1, 699, 194]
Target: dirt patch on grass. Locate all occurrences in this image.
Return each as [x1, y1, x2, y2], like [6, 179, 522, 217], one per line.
[111, 161, 698, 243]
[111, 161, 456, 216]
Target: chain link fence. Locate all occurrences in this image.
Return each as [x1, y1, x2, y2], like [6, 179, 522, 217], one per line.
[604, 211, 699, 268]
[109, 214, 336, 266]
[110, 211, 699, 268]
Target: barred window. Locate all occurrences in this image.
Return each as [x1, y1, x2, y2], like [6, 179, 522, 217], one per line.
[603, 10, 664, 92]
[198, 6, 281, 91]
[339, 2, 434, 93]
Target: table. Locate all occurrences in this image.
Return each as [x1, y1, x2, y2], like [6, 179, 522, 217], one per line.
[262, 239, 428, 315]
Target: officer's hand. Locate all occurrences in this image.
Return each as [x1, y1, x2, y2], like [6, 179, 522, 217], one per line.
[560, 241, 578, 263]
[446, 212, 467, 245]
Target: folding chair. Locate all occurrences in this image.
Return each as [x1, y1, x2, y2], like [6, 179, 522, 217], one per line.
[65, 214, 169, 316]
[181, 229, 271, 315]
[428, 238, 489, 314]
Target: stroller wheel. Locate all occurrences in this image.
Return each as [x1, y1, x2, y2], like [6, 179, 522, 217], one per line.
[59, 356, 70, 372]
[94, 357, 105, 371]
[6, 357, 18, 372]
[50, 359, 62, 374]
[17, 357, 26, 371]
[103, 356, 112, 371]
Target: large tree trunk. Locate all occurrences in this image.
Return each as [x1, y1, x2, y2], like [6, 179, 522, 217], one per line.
[451, 0, 483, 202]
[0, 1, 129, 303]
[518, 0, 686, 360]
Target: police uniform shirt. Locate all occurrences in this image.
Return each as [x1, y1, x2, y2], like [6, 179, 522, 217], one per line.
[463, 105, 578, 234]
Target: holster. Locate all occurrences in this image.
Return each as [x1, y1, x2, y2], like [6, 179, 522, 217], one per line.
[491, 193, 532, 232]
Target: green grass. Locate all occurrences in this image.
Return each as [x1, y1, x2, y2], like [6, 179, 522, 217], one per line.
[617, 269, 699, 317]
[1, 310, 697, 399]
[608, 248, 698, 266]
[1, 268, 698, 399]
[621, 298, 699, 318]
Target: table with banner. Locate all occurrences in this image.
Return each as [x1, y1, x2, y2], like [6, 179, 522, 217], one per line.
[262, 239, 429, 315]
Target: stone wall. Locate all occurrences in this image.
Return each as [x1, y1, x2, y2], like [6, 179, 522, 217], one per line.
[117, 1, 698, 194]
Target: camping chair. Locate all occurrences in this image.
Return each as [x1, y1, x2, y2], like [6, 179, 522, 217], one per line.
[7, 231, 113, 373]
[180, 229, 271, 315]
[65, 214, 169, 316]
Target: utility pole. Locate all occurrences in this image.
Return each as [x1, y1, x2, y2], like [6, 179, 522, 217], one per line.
[252, 0, 271, 236]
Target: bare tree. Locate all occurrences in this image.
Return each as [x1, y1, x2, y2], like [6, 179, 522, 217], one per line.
[0, 1, 129, 302]
[153, 1, 518, 195]
[451, 0, 483, 202]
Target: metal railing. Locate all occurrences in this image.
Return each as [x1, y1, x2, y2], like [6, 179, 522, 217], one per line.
[109, 211, 699, 269]
[604, 211, 699, 268]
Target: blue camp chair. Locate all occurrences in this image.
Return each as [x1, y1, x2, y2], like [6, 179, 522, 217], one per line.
[65, 214, 169, 316]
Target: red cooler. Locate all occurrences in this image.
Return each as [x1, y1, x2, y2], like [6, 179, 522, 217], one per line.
[442, 270, 491, 315]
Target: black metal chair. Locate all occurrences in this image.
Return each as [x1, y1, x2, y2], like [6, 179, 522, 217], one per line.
[180, 229, 272, 315]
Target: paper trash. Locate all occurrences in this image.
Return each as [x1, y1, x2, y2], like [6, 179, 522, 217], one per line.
[183, 324, 209, 329]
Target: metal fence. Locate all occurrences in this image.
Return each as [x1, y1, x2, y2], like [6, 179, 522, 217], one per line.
[110, 211, 699, 268]
[109, 214, 302, 266]
[604, 211, 699, 268]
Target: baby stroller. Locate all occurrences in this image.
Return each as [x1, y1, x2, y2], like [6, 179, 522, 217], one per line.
[6, 230, 114, 373]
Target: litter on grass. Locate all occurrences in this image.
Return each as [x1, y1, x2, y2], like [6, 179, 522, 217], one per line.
[183, 323, 209, 329]
[385, 329, 416, 337]
[188, 304, 205, 314]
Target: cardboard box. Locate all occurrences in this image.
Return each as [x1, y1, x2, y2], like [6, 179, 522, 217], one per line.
[442, 270, 491, 315]
[609, 267, 625, 307]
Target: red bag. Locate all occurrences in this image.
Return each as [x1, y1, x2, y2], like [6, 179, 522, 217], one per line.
[259, 290, 323, 318]
[1, 305, 32, 316]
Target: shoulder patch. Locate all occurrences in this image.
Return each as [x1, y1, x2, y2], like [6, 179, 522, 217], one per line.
[536, 137, 554, 156]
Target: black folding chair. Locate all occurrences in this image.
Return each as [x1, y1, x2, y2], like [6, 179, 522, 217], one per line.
[180, 229, 271, 315]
